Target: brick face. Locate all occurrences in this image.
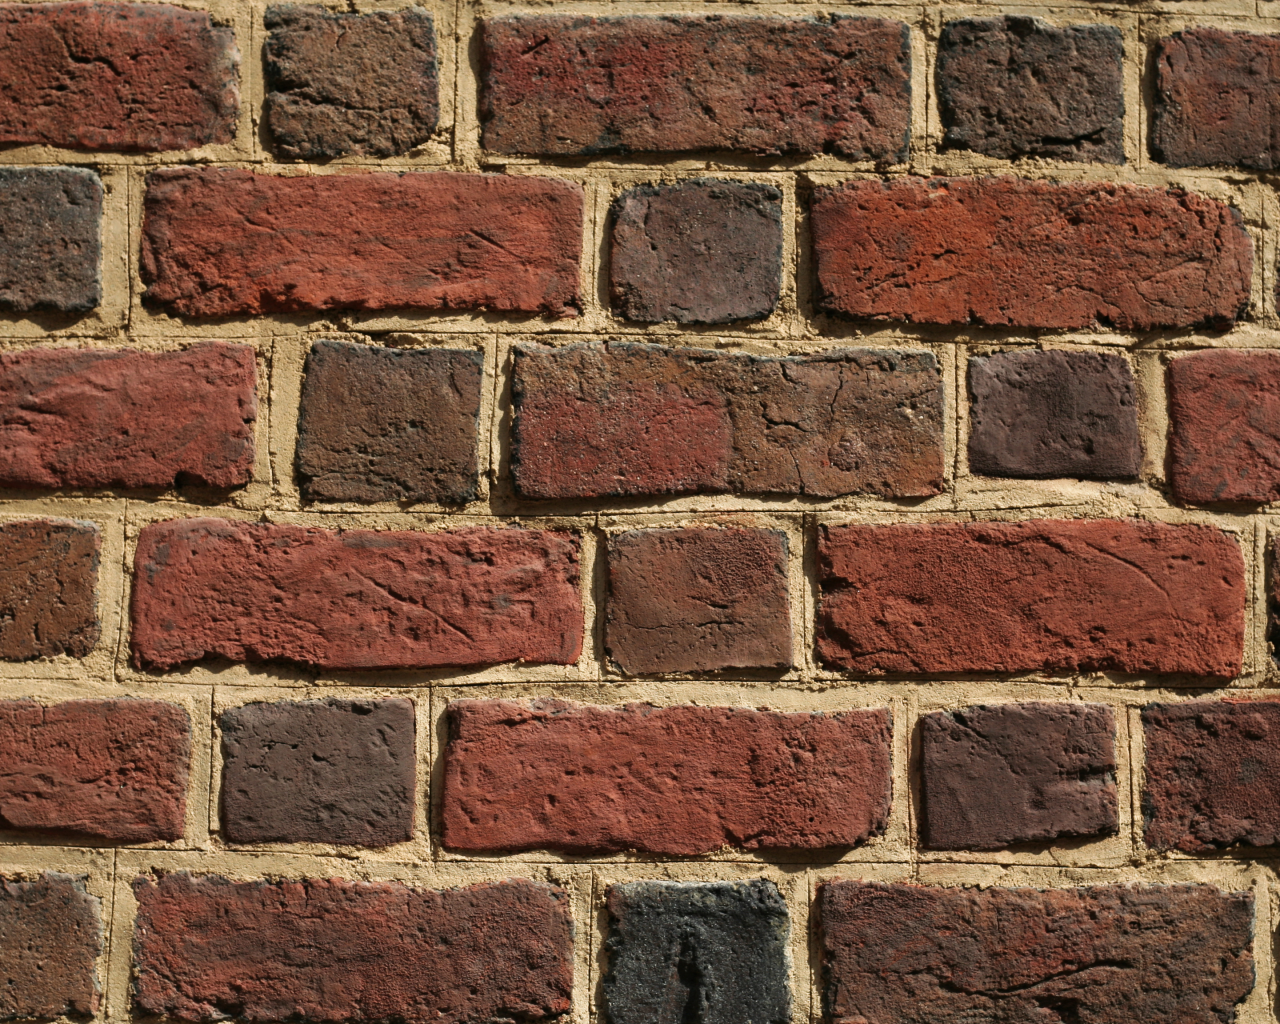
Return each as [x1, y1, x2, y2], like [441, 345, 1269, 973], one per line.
[0, 873, 101, 1020]
[0, 519, 99, 661]
[0, 167, 101, 314]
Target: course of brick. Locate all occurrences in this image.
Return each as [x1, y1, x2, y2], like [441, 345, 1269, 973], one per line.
[0, 873, 101, 1020]
[0, 167, 101, 313]
[0, 519, 99, 661]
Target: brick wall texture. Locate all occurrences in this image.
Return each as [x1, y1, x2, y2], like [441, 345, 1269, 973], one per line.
[6, 0, 1280, 1022]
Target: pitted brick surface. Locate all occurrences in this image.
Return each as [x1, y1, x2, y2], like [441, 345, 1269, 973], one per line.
[0, 519, 99, 661]
[0, 873, 101, 1020]
[0, 167, 101, 313]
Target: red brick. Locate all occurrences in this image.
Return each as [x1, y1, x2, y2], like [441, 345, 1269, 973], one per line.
[141, 168, 583, 318]
[130, 518, 582, 672]
[0, 699, 189, 842]
[0, 2, 237, 152]
[0, 343, 257, 490]
[442, 699, 891, 855]
[0, 873, 101, 1020]
[132, 873, 573, 1024]
[818, 519, 1244, 678]
[813, 176, 1252, 330]
[0, 519, 99, 660]
[480, 15, 910, 160]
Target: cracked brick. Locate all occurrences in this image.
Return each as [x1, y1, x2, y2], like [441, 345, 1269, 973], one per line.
[0, 519, 99, 661]
[0, 167, 101, 313]
[0, 873, 101, 1020]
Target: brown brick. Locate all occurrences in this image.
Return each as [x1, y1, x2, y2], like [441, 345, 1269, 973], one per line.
[606, 527, 791, 674]
[480, 15, 910, 159]
[0, 343, 257, 491]
[0, 1, 237, 152]
[511, 342, 943, 500]
[0, 167, 101, 313]
[130, 518, 582, 672]
[818, 519, 1244, 678]
[0, 873, 101, 1020]
[442, 699, 891, 855]
[921, 702, 1118, 850]
[820, 882, 1255, 1024]
[141, 168, 583, 318]
[0, 699, 189, 842]
[0, 519, 99, 661]
[132, 873, 573, 1024]
[813, 176, 1252, 330]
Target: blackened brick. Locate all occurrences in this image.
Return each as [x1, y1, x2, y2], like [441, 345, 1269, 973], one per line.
[0, 167, 101, 313]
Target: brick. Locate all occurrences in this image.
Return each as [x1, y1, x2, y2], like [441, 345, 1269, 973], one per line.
[967, 349, 1141, 480]
[480, 14, 910, 160]
[0, 343, 257, 490]
[443, 700, 891, 855]
[265, 6, 438, 160]
[0, 2, 237, 152]
[813, 176, 1252, 331]
[296, 341, 482, 505]
[220, 698, 414, 848]
[0, 167, 101, 313]
[937, 17, 1124, 164]
[921, 702, 1117, 850]
[1169, 350, 1280, 504]
[0, 699, 189, 843]
[512, 343, 943, 500]
[610, 179, 782, 324]
[0, 519, 99, 661]
[130, 518, 582, 671]
[0, 873, 101, 1020]
[818, 519, 1244, 678]
[132, 873, 573, 1024]
[820, 881, 1254, 1024]
[141, 168, 583, 318]
[606, 527, 791, 674]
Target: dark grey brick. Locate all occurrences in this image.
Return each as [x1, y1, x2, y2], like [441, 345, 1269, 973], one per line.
[0, 167, 101, 313]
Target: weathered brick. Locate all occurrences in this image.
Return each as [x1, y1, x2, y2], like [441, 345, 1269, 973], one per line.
[480, 15, 910, 159]
[0, 873, 101, 1020]
[220, 698, 414, 848]
[296, 341, 482, 505]
[141, 168, 583, 318]
[813, 176, 1252, 330]
[0, 1, 237, 152]
[0, 167, 101, 313]
[820, 882, 1254, 1024]
[0, 519, 99, 661]
[938, 17, 1124, 164]
[967, 349, 1141, 480]
[606, 527, 791, 674]
[0, 699, 189, 843]
[132, 874, 573, 1024]
[442, 700, 891, 855]
[511, 342, 943, 500]
[130, 518, 582, 672]
[265, 6, 438, 160]
[818, 519, 1244, 678]
[604, 881, 790, 1024]
[921, 702, 1118, 850]
[0, 343, 257, 490]
[1168, 350, 1280, 505]
[610, 179, 782, 324]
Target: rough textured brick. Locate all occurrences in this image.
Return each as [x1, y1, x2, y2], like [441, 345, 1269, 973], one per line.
[512, 343, 943, 500]
[131, 518, 582, 671]
[0, 873, 101, 1020]
[0, 699, 189, 842]
[921, 702, 1118, 850]
[0, 519, 99, 661]
[1152, 28, 1280, 170]
[0, 343, 257, 490]
[818, 519, 1244, 678]
[132, 874, 573, 1024]
[265, 6, 437, 160]
[296, 341, 482, 505]
[1168, 350, 1280, 504]
[604, 880, 790, 1024]
[610, 179, 782, 324]
[0, 167, 101, 313]
[220, 698, 414, 848]
[813, 176, 1252, 330]
[481, 15, 910, 160]
[820, 882, 1255, 1024]
[938, 16, 1124, 163]
[0, 1, 237, 151]
[141, 168, 583, 318]
[967, 349, 1142, 480]
[442, 700, 891, 855]
[606, 527, 791, 674]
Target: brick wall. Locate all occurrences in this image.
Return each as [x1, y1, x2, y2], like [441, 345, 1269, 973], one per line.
[2, 0, 1280, 1022]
